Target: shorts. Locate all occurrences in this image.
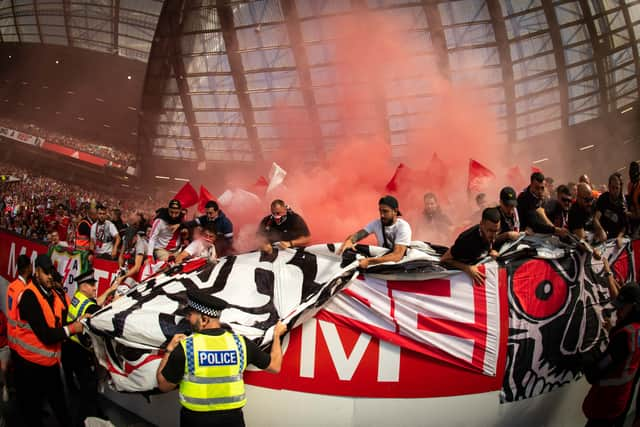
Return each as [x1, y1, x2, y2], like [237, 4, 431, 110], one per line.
[0, 345, 10, 363]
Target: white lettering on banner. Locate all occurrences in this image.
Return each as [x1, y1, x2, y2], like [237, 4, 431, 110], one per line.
[299, 318, 401, 382]
[319, 320, 371, 381]
[7, 243, 16, 278]
[7, 242, 37, 279]
[299, 319, 316, 378]
[378, 340, 401, 382]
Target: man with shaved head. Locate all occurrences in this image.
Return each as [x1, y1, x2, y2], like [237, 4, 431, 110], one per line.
[568, 182, 596, 240]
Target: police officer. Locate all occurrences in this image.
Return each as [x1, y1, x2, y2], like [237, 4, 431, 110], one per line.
[63, 269, 117, 423]
[156, 289, 287, 427]
[582, 283, 640, 426]
[12, 254, 84, 427]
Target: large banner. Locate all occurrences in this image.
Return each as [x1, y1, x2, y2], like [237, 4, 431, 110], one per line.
[0, 232, 118, 298]
[0, 230, 631, 403]
[0, 126, 44, 147]
[87, 247, 359, 391]
[41, 142, 110, 167]
[500, 238, 632, 402]
[48, 245, 91, 295]
[322, 266, 501, 376]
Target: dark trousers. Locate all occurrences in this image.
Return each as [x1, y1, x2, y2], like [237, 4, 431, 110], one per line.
[62, 341, 99, 423]
[180, 406, 245, 427]
[13, 352, 71, 427]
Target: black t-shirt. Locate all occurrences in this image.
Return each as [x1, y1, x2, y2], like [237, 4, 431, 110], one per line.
[498, 207, 518, 234]
[77, 218, 92, 237]
[595, 192, 628, 238]
[517, 188, 555, 234]
[545, 199, 569, 229]
[450, 224, 491, 265]
[257, 211, 310, 244]
[161, 328, 271, 385]
[18, 284, 67, 346]
[568, 202, 594, 233]
[113, 219, 127, 232]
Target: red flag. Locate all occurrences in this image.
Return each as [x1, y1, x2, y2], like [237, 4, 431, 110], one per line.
[198, 185, 216, 213]
[173, 182, 198, 209]
[506, 165, 527, 192]
[467, 159, 495, 193]
[531, 166, 542, 174]
[251, 176, 268, 197]
[385, 163, 406, 193]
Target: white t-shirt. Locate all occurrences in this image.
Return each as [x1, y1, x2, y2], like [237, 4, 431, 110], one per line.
[90, 220, 118, 255]
[364, 218, 412, 249]
[184, 238, 217, 261]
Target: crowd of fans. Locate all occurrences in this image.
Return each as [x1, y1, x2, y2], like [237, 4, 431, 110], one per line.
[0, 118, 136, 166]
[5, 157, 640, 426]
[0, 162, 156, 244]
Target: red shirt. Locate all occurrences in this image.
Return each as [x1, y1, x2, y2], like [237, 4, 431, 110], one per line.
[57, 215, 70, 240]
[43, 214, 57, 230]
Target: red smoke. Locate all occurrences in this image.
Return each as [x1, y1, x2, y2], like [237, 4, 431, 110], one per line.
[219, 12, 520, 251]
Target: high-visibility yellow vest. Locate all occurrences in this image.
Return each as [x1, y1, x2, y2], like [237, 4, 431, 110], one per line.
[66, 291, 96, 346]
[178, 331, 247, 412]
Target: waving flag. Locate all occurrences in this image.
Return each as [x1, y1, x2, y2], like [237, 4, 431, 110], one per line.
[197, 185, 216, 213]
[251, 176, 268, 197]
[266, 162, 288, 194]
[467, 159, 495, 193]
[385, 163, 406, 193]
[173, 182, 199, 209]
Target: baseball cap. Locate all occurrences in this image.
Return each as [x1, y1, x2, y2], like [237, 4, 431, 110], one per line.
[612, 283, 640, 308]
[500, 187, 518, 207]
[379, 195, 399, 210]
[168, 199, 181, 209]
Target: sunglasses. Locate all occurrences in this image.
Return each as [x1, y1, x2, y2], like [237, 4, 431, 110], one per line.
[561, 197, 572, 203]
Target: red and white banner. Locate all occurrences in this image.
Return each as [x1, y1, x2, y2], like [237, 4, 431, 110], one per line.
[0, 231, 116, 296]
[0, 126, 44, 147]
[323, 265, 501, 376]
[41, 142, 111, 167]
[0, 231, 509, 398]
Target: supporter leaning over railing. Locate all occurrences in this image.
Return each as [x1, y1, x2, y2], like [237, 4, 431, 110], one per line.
[593, 173, 627, 247]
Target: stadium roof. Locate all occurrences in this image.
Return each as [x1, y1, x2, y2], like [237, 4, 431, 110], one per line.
[0, 0, 162, 62]
[2, 0, 640, 164]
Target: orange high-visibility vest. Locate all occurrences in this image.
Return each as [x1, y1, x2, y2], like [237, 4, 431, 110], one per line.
[75, 218, 92, 250]
[9, 282, 65, 366]
[6, 276, 27, 350]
